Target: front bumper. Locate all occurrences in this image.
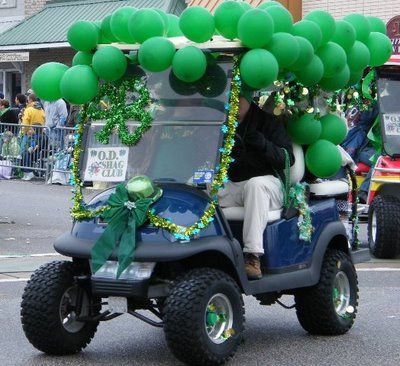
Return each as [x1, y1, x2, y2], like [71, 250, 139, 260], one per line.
[91, 277, 150, 297]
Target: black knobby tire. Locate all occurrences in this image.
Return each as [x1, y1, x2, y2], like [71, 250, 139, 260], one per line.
[21, 260, 99, 355]
[294, 249, 358, 335]
[368, 195, 400, 259]
[163, 268, 245, 366]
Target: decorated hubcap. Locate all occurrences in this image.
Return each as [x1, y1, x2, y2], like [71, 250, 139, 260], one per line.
[205, 293, 235, 344]
[59, 286, 89, 333]
[332, 271, 351, 317]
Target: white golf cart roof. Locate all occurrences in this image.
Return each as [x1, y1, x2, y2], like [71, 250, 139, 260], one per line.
[98, 35, 245, 52]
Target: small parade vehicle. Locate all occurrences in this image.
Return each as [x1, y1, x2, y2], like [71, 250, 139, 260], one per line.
[21, 50, 368, 366]
[354, 63, 400, 258]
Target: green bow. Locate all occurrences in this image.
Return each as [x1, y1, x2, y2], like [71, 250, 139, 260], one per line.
[91, 183, 153, 278]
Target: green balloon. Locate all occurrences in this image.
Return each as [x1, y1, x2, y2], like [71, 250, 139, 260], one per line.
[347, 69, 363, 87]
[72, 52, 93, 66]
[172, 46, 207, 82]
[154, 9, 169, 33]
[365, 32, 393, 67]
[214, 1, 245, 40]
[304, 10, 335, 44]
[343, 13, 370, 43]
[291, 36, 314, 71]
[258, 1, 284, 9]
[331, 20, 356, 53]
[317, 42, 347, 77]
[67, 21, 99, 52]
[31, 62, 68, 101]
[138, 37, 175, 72]
[266, 32, 300, 68]
[101, 15, 118, 42]
[291, 20, 322, 51]
[241, 2, 253, 11]
[319, 64, 350, 92]
[60, 65, 99, 105]
[92, 46, 127, 82]
[240, 49, 279, 89]
[287, 113, 322, 145]
[167, 14, 183, 37]
[295, 55, 324, 86]
[179, 6, 215, 43]
[238, 9, 274, 48]
[110, 6, 137, 43]
[92, 21, 110, 44]
[319, 114, 348, 145]
[347, 41, 370, 72]
[306, 139, 342, 178]
[366, 16, 386, 34]
[264, 5, 293, 33]
[128, 9, 164, 44]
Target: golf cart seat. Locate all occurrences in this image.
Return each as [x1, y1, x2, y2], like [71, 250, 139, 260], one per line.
[222, 144, 304, 222]
[309, 145, 355, 197]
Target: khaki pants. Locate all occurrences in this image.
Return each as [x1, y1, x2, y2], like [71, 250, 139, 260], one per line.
[218, 176, 283, 255]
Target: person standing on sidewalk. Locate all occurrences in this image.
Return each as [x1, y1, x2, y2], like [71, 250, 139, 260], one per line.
[21, 94, 45, 134]
[43, 99, 68, 150]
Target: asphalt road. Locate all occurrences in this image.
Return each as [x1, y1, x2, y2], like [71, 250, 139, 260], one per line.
[0, 271, 399, 366]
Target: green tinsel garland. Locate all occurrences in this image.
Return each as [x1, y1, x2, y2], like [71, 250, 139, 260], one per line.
[87, 78, 152, 146]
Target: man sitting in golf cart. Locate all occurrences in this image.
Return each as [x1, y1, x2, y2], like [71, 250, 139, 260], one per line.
[218, 91, 295, 280]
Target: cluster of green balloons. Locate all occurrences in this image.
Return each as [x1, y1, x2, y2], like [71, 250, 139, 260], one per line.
[287, 112, 348, 177]
[32, 1, 392, 104]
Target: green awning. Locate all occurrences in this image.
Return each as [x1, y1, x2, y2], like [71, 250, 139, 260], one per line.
[0, 0, 186, 50]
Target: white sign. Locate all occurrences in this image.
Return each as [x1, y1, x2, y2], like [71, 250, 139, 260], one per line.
[84, 147, 129, 182]
[383, 114, 400, 136]
[0, 52, 29, 62]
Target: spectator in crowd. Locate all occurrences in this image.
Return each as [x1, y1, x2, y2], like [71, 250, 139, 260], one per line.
[43, 98, 68, 150]
[20, 123, 48, 181]
[0, 99, 19, 125]
[15, 93, 27, 123]
[66, 104, 81, 127]
[21, 94, 45, 133]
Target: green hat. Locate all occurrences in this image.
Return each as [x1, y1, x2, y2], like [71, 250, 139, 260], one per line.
[126, 175, 163, 203]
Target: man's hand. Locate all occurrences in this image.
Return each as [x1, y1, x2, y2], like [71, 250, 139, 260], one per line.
[245, 131, 266, 151]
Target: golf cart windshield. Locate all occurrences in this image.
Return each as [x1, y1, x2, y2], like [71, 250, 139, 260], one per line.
[81, 57, 233, 184]
[377, 75, 400, 156]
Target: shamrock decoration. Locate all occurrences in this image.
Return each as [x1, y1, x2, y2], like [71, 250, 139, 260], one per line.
[86, 77, 152, 146]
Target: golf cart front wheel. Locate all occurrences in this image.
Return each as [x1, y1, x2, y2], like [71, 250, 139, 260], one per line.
[21, 261, 100, 355]
[163, 268, 244, 366]
[368, 195, 400, 259]
[294, 249, 358, 335]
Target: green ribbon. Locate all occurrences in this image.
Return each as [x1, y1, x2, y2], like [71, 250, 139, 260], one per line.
[91, 184, 153, 278]
[362, 70, 376, 101]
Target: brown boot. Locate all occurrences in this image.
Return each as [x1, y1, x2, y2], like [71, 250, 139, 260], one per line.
[244, 253, 262, 280]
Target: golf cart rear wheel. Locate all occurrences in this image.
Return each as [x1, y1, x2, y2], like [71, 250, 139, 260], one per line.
[294, 249, 358, 335]
[21, 261, 100, 355]
[163, 268, 244, 366]
[368, 195, 400, 259]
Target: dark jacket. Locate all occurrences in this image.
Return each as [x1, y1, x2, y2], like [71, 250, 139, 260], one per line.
[228, 103, 295, 182]
[0, 108, 19, 125]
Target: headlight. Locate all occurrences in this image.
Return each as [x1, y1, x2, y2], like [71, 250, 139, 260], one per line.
[92, 261, 155, 281]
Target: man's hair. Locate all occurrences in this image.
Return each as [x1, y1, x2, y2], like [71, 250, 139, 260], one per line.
[15, 93, 27, 105]
[0, 92, 4, 99]
[28, 93, 38, 102]
[0, 99, 10, 108]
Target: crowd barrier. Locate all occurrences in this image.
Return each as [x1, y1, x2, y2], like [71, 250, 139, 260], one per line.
[0, 122, 76, 183]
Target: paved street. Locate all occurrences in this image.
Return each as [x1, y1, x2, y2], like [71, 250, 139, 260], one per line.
[0, 272, 399, 366]
[1, 180, 400, 366]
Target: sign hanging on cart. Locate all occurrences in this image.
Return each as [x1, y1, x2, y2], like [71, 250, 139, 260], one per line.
[84, 147, 129, 182]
